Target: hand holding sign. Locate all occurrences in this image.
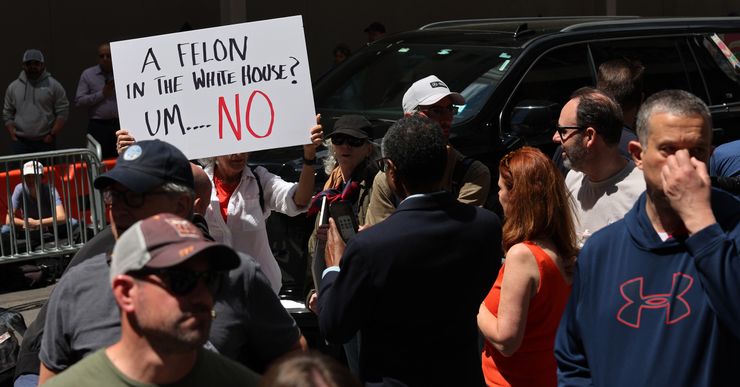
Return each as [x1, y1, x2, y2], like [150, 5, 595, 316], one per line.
[304, 114, 323, 160]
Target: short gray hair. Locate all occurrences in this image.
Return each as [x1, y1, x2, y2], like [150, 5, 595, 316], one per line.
[158, 181, 195, 219]
[635, 90, 711, 146]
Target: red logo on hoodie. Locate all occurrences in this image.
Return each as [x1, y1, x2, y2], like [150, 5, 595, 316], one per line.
[617, 273, 693, 328]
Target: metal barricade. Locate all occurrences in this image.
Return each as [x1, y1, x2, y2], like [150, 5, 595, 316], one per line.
[0, 149, 107, 264]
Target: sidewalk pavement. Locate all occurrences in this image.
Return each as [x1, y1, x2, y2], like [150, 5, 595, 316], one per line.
[0, 284, 54, 343]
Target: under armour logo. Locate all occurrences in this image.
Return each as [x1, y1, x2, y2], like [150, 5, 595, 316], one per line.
[617, 273, 693, 328]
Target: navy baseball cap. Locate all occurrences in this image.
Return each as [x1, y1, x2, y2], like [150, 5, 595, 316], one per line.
[94, 140, 194, 193]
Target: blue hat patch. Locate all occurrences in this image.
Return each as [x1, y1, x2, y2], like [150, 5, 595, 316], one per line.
[123, 145, 143, 161]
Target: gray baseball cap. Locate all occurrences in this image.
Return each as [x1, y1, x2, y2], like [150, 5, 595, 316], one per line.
[22, 49, 44, 63]
[110, 213, 240, 283]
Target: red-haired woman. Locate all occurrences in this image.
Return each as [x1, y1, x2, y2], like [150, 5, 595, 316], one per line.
[477, 146, 578, 386]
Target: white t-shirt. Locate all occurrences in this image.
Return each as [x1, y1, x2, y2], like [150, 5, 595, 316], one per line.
[566, 160, 645, 246]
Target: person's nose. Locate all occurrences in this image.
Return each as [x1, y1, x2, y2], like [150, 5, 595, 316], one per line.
[552, 130, 562, 144]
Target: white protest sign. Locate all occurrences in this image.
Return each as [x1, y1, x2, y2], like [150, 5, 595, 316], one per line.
[111, 15, 315, 160]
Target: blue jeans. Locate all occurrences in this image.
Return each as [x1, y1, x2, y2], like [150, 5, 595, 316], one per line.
[14, 373, 38, 387]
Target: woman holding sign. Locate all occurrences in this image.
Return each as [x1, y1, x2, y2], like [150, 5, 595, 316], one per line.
[115, 115, 323, 293]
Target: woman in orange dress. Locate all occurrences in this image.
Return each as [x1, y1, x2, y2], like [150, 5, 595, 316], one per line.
[477, 146, 578, 386]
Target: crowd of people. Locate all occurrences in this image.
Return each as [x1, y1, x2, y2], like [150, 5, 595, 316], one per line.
[1, 38, 739, 387]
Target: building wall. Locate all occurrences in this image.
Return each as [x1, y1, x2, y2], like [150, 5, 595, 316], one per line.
[0, 0, 220, 156]
[0, 0, 736, 156]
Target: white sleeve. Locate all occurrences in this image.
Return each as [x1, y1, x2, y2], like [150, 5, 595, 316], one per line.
[254, 166, 306, 216]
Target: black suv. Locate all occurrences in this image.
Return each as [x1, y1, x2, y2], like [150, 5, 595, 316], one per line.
[315, 16, 740, 168]
[259, 16, 740, 297]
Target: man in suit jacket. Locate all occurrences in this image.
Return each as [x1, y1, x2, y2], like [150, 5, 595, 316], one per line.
[317, 114, 502, 386]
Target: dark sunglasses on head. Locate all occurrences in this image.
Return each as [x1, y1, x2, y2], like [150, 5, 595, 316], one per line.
[131, 267, 221, 296]
[332, 135, 366, 147]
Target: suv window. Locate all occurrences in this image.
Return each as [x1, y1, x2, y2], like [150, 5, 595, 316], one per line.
[504, 44, 593, 147]
[692, 33, 740, 105]
[508, 44, 593, 108]
[590, 37, 703, 99]
[317, 44, 519, 123]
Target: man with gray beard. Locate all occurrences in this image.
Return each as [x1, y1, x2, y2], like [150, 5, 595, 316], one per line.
[552, 87, 645, 246]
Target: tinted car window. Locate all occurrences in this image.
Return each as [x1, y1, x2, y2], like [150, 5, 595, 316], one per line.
[504, 44, 593, 148]
[509, 44, 593, 108]
[590, 37, 700, 99]
[317, 43, 519, 125]
[692, 33, 740, 105]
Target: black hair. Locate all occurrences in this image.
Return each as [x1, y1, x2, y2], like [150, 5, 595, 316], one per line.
[571, 87, 624, 146]
[381, 115, 447, 188]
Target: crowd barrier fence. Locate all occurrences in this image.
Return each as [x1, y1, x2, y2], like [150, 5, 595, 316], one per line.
[0, 148, 110, 264]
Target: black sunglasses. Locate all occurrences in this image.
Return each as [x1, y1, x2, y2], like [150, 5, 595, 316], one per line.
[556, 125, 587, 141]
[131, 267, 221, 296]
[332, 135, 366, 147]
[418, 105, 459, 116]
[103, 189, 172, 208]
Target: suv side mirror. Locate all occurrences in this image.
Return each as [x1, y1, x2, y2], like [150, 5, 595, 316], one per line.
[509, 100, 560, 147]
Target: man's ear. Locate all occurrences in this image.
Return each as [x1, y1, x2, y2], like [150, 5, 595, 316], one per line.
[386, 160, 397, 184]
[193, 197, 204, 215]
[112, 275, 136, 313]
[584, 127, 597, 147]
[628, 140, 644, 169]
[175, 193, 193, 218]
[385, 160, 404, 197]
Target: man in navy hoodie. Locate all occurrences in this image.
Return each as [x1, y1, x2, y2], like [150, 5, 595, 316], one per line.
[555, 89, 740, 386]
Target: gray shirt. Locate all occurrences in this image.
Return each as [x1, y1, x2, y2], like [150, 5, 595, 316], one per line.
[209, 252, 301, 372]
[11, 183, 62, 220]
[565, 160, 645, 246]
[40, 251, 301, 373]
[40, 253, 119, 372]
[3, 71, 69, 138]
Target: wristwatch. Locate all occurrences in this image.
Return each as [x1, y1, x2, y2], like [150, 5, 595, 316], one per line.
[302, 157, 317, 166]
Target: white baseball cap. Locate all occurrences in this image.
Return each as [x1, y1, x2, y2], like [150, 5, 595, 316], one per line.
[22, 161, 43, 176]
[402, 75, 465, 113]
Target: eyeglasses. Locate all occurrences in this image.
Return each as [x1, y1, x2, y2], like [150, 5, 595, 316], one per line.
[556, 125, 587, 142]
[375, 157, 391, 172]
[331, 135, 366, 147]
[103, 189, 172, 208]
[418, 105, 459, 116]
[131, 267, 221, 296]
